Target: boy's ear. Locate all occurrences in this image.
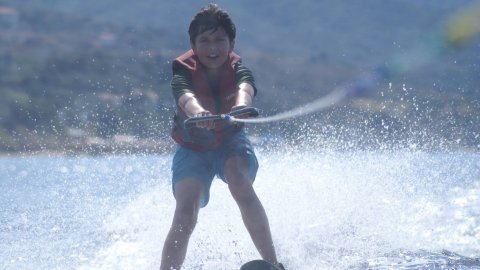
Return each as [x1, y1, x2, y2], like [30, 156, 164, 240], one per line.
[229, 39, 235, 52]
[190, 41, 196, 52]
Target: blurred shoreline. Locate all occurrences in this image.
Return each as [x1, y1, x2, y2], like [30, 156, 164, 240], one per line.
[1, 133, 477, 157]
[0, 136, 175, 157]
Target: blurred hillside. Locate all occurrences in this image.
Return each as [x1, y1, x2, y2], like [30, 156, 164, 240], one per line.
[0, 1, 479, 154]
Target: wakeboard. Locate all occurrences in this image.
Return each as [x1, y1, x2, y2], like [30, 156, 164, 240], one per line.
[240, 260, 283, 270]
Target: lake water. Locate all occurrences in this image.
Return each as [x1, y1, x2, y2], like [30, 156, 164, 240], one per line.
[1, 149, 479, 269]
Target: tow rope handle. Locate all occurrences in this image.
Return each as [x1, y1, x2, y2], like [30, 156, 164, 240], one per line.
[183, 107, 259, 129]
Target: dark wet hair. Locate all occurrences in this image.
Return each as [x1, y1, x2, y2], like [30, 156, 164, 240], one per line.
[188, 4, 236, 44]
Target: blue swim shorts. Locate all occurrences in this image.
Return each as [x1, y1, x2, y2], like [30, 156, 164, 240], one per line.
[171, 129, 258, 207]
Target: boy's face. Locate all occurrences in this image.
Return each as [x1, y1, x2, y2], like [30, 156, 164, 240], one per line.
[191, 27, 234, 70]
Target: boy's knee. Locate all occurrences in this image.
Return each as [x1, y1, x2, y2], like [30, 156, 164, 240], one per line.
[173, 201, 200, 232]
[229, 178, 255, 202]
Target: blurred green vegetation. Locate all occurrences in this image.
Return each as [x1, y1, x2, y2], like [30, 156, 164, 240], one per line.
[0, 3, 478, 153]
[0, 8, 177, 152]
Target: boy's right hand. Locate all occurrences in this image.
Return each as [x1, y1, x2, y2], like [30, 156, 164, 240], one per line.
[193, 111, 215, 129]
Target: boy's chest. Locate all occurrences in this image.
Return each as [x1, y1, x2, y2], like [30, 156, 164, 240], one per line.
[206, 71, 221, 90]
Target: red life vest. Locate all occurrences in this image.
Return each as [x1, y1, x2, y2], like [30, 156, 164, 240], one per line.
[171, 49, 242, 151]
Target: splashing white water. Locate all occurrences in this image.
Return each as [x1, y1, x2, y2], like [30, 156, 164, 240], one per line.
[66, 151, 480, 270]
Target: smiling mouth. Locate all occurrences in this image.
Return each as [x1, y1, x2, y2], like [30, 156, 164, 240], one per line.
[207, 54, 218, 59]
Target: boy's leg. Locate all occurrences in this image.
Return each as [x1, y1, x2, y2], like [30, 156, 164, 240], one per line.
[224, 155, 278, 265]
[160, 178, 203, 270]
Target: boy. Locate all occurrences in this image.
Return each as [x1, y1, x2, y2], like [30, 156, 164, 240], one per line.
[160, 4, 284, 270]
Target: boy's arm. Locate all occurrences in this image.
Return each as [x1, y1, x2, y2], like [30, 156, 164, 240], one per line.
[172, 62, 214, 128]
[233, 62, 256, 111]
[178, 93, 214, 129]
[178, 93, 210, 117]
[232, 82, 254, 110]
[172, 62, 211, 116]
